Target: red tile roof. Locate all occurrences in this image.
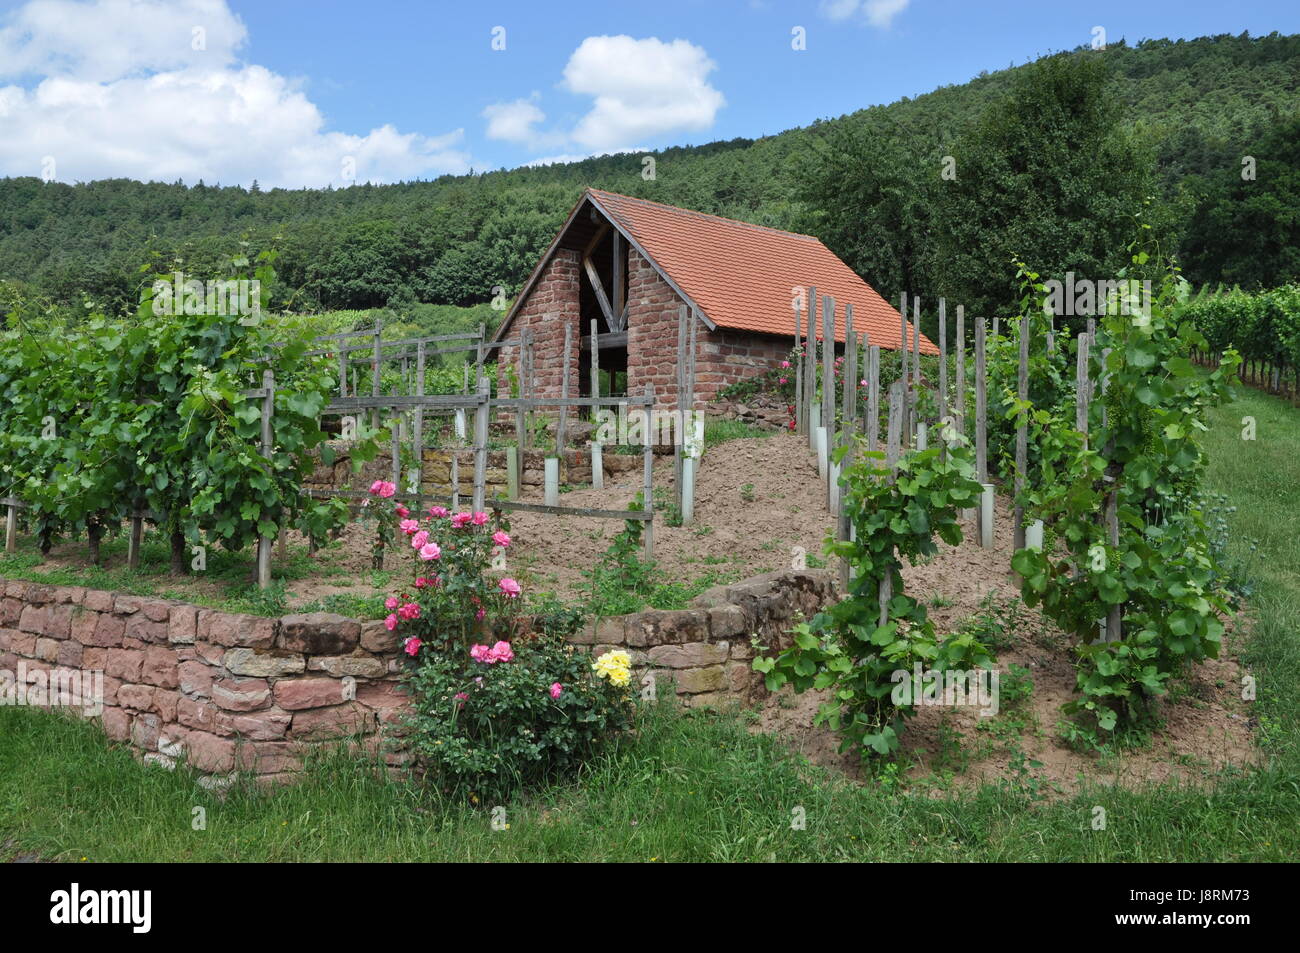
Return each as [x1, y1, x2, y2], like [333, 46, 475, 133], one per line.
[587, 188, 938, 355]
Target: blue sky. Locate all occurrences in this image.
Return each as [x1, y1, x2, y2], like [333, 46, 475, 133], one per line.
[1, 0, 1297, 187]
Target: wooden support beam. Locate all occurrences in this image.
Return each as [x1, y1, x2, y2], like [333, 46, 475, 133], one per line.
[583, 256, 618, 329]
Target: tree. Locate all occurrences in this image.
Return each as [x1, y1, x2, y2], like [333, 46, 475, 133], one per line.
[932, 53, 1156, 317]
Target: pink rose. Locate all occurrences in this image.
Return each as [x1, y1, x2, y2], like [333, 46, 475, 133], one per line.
[369, 480, 396, 498]
[450, 512, 472, 529]
[549, 682, 563, 700]
[779, 378, 788, 385]
[470, 644, 491, 663]
[781, 360, 791, 369]
[398, 602, 420, 620]
[475, 608, 486, 621]
[498, 577, 521, 599]
[384, 614, 398, 631]
[385, 596, 399, 610]
[403, 637, 421, 656]
[395, 504, 410, 518]
[399, 519, 420, 535]
[492, 530, 511, 548]
[419, 542, 441, 561]
[413, 577, 428, 589]
[428, 506, 449, 518]
[411, 530, 429, 549]
[488, 641, 514, 663]
[454, 691, 468, 703]
[369, 480, 384, 495]
[471, 511, 489, 526]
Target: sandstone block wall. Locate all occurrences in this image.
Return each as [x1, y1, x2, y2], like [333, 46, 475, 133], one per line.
[0, 570, 836, 779]
[0, 579, 408, 784]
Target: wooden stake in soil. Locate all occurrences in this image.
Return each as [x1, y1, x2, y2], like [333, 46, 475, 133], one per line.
[793, 297, 804, 436]
[590, 318, 602, 490]
[1013, 310, 1029, 553]
[975, 317, 988, 484]
[256, 369, 275, 590]
[805, 284, 818, 447]
[675, 305, 687, 506]
[473, 377, 490, 513]
[557, 323, 572, 472]
[899, 292, 910, 439]
[867, 344, 880, 453]
[822, 294, 835, 439]
[955, 306, 966, 441]
[642, 384, 655, 562]
[938, 298, 948, 459]
[1076, 329, 1091, 441]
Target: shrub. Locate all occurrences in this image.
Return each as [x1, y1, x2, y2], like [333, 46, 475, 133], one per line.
[404, 637, 635, 800]
[380, 499, 634, 798]
[753, 438, 992, 758]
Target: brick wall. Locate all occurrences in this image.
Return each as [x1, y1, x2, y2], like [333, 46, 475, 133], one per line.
[625, 247, 791, 409]
[496, 248, 581, 401]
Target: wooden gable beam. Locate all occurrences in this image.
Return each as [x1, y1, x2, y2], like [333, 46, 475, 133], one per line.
[583, 255, 618, 330]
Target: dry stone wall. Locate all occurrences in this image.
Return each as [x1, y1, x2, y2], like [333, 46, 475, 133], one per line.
[0, 570, 835, 779]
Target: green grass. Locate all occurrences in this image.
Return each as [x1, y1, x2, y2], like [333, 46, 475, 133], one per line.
[703, 418, 775, 448]
[1, 699, 1294, 862]
[0, 527, 376, 618]
[0, 383, 1297, 862]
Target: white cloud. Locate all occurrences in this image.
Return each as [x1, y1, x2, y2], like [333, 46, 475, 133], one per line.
[562, 35, 725, 151]
[820, 0, 911, 28]
[0, 0, 471, 186]
[483, 95, 546, 143]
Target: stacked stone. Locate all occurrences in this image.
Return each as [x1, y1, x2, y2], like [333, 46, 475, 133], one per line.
[569, 570, 836, 708]
[0, 580, 407, 784]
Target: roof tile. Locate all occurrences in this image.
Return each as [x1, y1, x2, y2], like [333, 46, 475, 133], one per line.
[587, 188, 938, 355]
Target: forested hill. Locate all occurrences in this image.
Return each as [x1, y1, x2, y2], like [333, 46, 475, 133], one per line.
[2, 31, 1298, 317]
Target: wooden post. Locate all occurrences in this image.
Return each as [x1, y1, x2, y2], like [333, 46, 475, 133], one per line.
[473, 378, 490, 513]
[371, 317, 382, 431]
[125, 512, 143, 569]
[256, 368, 274, 590]
[938, 298, 948, 460]
[821, 294, 835, 439]
[612, 230, 624, 325]
[675, 305, 687, 506]
[1013, 311, 1029, 553]
[867, 344, 880, 453]
[642, 385, 655, 562]
[338, 349, 348, 399]
[793, 297, 804, 436]
[1105, 485, 1121, 642]
[506, 446, 519, 500]
[842, 304, 856, 433]
[557, 324, 572, 473]
[1076, 329, 1090, 441]
[899, 292, 909, 438]
[412, 341, 426, 494]
[975, 318, 988, 484]
[911, 297, 922, 443]
[885, 380, 903, 471]
[800, 284, 811, 444]
[589, 318, 601, 488]
[956, 305, 966, 442]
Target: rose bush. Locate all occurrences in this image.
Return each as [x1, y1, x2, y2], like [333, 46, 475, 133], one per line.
[381, 503, 635, 798]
